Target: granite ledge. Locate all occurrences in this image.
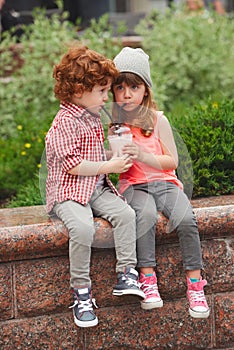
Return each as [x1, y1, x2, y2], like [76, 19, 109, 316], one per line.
[1, 194, 233, 227]
[0, 203, 233, 262]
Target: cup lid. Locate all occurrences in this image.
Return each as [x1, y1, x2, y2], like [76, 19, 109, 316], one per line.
[114, 126, 131, 134]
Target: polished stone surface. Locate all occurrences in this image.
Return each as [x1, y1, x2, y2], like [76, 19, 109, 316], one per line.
[1, 236, 231, 320]
[0, 202, 233, 262]
[0, 195, 233, 227]
[15, 257, 70, 318]
[2, 295, 233, 350]
[0, 196, 233, 349]
[0, 264, 13, 321]
[215, 292, 234, 347]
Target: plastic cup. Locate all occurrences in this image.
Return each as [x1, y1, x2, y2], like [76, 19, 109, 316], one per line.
[108, 133, 132, 156]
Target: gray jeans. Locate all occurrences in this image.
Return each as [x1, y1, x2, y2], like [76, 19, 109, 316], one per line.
[122, 181, 203, 271]
[53, 186, 137, 288]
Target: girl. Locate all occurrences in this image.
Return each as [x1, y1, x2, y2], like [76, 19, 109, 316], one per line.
[110, 47, 210, 318]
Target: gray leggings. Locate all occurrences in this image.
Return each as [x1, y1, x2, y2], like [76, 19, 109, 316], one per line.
[122, 181, 203, 271]
[53, 186, 137, 288]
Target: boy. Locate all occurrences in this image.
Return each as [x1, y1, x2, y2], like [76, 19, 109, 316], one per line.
[45, 45, 144, 328]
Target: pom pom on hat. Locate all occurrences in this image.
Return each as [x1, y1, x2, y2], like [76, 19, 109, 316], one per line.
[113, 47, 152, 87]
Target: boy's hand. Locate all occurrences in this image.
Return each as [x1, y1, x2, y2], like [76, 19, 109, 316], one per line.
[69, 155, 132, 176]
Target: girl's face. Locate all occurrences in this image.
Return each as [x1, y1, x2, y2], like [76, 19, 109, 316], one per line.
[113, 81, 146, 112]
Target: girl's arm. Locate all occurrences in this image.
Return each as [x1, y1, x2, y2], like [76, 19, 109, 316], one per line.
[156, 114, 178, 169]
[122, 115, 178, 170]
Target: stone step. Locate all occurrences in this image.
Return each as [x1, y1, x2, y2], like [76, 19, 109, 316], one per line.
[0, 197, 233, 349]
[1, 292, 233, 350]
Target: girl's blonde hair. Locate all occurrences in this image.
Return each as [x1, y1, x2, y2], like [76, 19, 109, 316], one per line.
[111, 72, 158, 136]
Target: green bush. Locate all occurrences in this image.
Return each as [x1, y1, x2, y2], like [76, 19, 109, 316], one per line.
[136, 10, 234, 110]
[6, 175, 43, 207]
[0, 6, 233, 207]
[168, 98, 234, 197]
[0, 7, 75, 199]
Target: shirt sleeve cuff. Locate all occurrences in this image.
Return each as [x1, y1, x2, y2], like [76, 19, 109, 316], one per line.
[62, 155, 83, 172]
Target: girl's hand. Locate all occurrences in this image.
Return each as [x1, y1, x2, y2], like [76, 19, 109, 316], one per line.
[105, 149, 113, 160]
[108, 154, 133, 173]
[122, 143, 142, 161]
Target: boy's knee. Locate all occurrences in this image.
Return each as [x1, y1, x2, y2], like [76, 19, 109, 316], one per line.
[69, 224, 95, 246]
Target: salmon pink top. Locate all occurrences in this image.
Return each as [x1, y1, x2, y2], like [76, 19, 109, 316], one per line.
[118, 112, 183, 194]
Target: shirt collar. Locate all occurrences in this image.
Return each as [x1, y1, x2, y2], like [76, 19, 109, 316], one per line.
[60, 101, 102, 121]
[60, 101, 87, 117]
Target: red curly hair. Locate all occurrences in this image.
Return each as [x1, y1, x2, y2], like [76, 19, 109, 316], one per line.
[53, 45, 119, 102]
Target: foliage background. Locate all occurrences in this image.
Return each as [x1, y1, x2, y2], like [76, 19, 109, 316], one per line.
[0, 5, 233, 207]
[136, 10, 234, 110]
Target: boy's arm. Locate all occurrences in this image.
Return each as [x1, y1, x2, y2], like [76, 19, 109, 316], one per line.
[68, 157, 132, 176]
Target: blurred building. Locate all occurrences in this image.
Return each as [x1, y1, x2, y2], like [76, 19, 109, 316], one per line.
[1, 0, 233, 35]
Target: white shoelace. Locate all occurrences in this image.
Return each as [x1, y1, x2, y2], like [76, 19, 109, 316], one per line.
[69, 298, 98, 312]
[123, 275, 140, 288]
[188, 290, 206, 303]
[142, 282, 159, 296]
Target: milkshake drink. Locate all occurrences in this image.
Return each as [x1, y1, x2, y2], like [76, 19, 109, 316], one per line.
[108, 127, 132, 157]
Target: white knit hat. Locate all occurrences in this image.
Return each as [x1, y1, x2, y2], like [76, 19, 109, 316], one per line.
[113, 47, 152, 87]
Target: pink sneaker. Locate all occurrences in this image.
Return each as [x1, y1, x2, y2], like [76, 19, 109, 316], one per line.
[187, 277, 210, 318]
[139, 272, 163, 310]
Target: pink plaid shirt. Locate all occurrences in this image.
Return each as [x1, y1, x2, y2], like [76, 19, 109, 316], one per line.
[46, 102, 119, 213]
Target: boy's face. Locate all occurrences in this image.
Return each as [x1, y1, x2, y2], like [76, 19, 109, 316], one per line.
[73, 81, 112, 115]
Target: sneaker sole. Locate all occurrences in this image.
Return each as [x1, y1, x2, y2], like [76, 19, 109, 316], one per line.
[113, 289, 145, 299]
[141, 299, 163, 310]
[189, 308, 210, 318]
[74, 315, 98, 328]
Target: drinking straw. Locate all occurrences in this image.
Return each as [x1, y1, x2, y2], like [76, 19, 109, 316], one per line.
[101, 106, 114, 122]
[117, 103, 127, 136]
[102, 105, 121, 135]
[102, 104, 127, 136]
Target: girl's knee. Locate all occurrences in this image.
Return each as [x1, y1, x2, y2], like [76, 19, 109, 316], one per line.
[121, 204, 136, 222]
[173, 212, 198, 236]
[136, 206, 157, 226]
[181, 210, 197, 227]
